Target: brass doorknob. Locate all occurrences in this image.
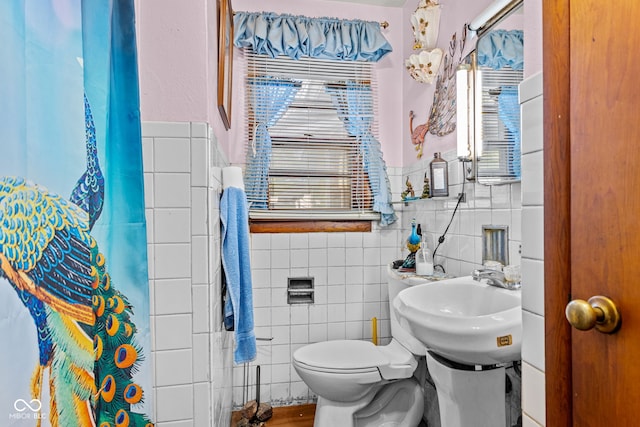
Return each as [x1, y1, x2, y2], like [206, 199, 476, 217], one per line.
[565, 296, 621, 334]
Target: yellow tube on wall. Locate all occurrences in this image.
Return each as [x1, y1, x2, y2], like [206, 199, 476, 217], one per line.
[371, 317, 378, 346]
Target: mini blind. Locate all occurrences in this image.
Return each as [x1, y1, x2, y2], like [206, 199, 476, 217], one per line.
[476, 66, 523, 184]
[244, 49, 381, 220]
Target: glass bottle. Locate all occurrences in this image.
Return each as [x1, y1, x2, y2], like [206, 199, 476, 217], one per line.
[430, 152, 449, 197]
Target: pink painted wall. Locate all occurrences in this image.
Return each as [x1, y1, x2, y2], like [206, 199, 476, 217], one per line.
[135, 0, 230, 143]
[134, 0, 543, 168]
[523, 0, 543, 78]
[401, 0, 487, 166]
[136, 0, 210, 123]
[400, 0, 542, 167]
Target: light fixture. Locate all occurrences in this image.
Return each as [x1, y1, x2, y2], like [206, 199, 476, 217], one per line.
[405, 48, 443, 84]
[474, 68, 484, 159]
[410, 0, 441, 50]
[406, 0, 442, 84]
[456, 63, 475, 180]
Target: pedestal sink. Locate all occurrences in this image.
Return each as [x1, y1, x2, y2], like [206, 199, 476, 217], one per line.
[393, 275, 522, 427]
[393, 275, 522, 365]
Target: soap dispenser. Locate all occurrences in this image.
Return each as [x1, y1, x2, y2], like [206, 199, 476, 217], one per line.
[416, 234, 434, 276]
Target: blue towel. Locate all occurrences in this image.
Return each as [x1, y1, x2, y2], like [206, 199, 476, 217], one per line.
[221, 186, 257, 364]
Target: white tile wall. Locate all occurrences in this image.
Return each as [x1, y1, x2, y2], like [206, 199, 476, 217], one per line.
[522, 361, 546, 424]
[400, 150, 522, 277]
[233, 166, 405, 408]
[519, 72, 546, 426]
[144, 121, 233, 427]
[521, 310, 545, 371]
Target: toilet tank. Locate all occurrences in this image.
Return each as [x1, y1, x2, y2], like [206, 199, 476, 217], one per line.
[386, 264, 429, 355]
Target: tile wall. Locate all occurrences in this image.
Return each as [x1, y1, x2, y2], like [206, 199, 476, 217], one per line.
[399, 153, 525, 425]
[142, 121, 233, 427]
[234, 167, 405, 408]
[237, 127, 535, 417]
[400, 150, 522, 277]
[518, 73, 546, 427]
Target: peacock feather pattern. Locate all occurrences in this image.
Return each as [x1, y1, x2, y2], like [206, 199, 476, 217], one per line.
[0, 95, 153, 427]
[69, 94, 104, 231]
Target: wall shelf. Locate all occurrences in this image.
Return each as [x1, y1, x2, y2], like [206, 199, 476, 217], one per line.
[392, 197, 450, 206]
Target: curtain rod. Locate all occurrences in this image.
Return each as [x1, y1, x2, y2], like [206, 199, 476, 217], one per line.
[468, 0, 522, 36]
[232, 12, 389, 29]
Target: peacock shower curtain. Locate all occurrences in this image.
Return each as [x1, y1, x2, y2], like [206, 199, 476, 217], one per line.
[0, 1, 154, 426]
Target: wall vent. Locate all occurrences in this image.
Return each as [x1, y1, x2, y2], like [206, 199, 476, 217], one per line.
[287, 277, 314, 304]
[482, 224, 509, 266]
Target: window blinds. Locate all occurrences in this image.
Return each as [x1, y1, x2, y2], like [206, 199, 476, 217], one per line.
[244, 49, 381, 220]
[476, 66, 523, 183]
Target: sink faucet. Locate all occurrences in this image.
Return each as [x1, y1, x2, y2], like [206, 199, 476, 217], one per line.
[472, 269, 520, 290]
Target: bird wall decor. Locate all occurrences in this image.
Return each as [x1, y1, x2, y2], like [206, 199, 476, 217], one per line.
[409, 110, 429, 159]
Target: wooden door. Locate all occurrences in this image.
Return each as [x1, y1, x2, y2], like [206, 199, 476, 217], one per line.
[544, 1, 640, 425]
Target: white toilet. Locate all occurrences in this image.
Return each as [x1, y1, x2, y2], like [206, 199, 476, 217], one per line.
[292, 266, 430, 427]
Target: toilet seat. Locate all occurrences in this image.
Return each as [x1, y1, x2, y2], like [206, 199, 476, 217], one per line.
[293, 339, 416, 380]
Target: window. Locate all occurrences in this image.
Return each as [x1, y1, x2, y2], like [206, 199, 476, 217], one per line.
[475, 66, 523, 183]
[243, 49, 382, 222]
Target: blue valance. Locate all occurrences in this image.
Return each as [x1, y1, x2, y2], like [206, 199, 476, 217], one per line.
[477, 29, 524, 71]
[233, 12, 392, 62]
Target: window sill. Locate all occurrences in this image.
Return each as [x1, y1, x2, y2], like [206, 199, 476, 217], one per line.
[248, 210, 377, 233]
[249, 209, 379, 221]
[249, 220, 372, 233]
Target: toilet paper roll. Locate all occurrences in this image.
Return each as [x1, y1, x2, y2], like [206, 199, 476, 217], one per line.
[222, 166, 245, 190]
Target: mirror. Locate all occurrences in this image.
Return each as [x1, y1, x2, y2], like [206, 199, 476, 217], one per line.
[217, 0, 233, 130]
[457, 2, 524, 185]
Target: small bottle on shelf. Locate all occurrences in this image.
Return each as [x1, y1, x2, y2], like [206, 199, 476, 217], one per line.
[430, 152, 449, 197]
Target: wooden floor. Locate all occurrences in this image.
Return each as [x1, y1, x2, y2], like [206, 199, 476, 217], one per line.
[230, 404, 316, 427]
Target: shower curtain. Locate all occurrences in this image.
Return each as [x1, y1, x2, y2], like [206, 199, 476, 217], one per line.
[0, 1, 154, 426]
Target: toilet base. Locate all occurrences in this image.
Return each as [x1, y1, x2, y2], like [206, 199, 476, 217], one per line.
[314, 390, 377, 427]
[313, 378, 424, 427]
[427, 352, 506, 427]
[354, 378, 424, 427]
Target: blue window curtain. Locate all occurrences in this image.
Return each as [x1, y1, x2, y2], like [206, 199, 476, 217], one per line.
[478, 29, 523, 180]
[477, 29, 523, 71]
[245, 78, 300, 208]
[326, 82, 397, 226]
[234, 12, 392, 62]
[498, 86, 521, 177]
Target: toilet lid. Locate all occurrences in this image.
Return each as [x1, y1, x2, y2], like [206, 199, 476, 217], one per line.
[294, 340, 388, 370]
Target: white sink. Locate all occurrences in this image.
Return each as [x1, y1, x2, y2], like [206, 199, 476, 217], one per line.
[393, 275, 522, 365]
